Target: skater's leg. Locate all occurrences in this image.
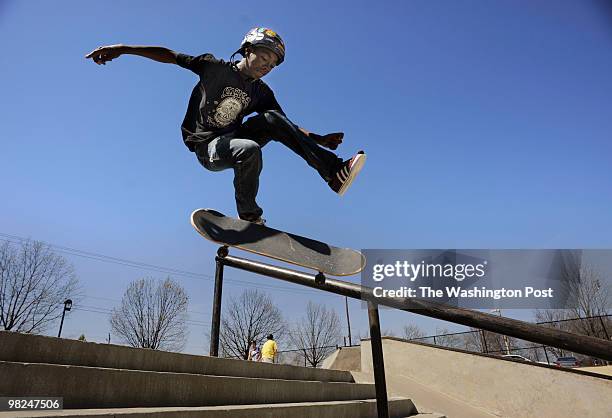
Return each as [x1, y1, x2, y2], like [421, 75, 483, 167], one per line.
[239, 110, 342, 182]
[195, 135, 264, 220]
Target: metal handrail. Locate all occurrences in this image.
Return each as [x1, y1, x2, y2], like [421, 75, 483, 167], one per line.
[208, 248, 612, 418]
[218, 253, 612, 361]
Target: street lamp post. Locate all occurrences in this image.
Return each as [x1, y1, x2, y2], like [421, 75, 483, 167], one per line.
[58, 299, 73, 338]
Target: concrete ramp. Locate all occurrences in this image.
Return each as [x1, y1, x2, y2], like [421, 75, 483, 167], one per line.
[322, 346, 361, 371]
[360, 337, 612, 418]
[351, 370, 494, 418]
[323, 346, 475, 417]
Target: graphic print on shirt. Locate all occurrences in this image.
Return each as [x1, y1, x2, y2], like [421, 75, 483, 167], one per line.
[208, 87, 251, 128]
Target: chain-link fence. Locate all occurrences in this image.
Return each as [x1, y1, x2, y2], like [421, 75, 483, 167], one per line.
[408, 314, 610, 366]
[222, 344, 340, 367]
[221, 315, 610, 367]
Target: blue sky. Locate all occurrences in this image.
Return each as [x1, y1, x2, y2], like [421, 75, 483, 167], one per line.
[1, 0, 611, 354]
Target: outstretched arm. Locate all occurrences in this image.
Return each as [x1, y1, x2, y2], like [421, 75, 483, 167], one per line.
[85, 44, 178, 65]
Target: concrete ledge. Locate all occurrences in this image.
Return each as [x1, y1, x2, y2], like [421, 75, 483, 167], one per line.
[0, 331, 353, 382]
[577, 365, 612, 377]
[364, 336, 612, 380]
[0, 398, 417, 418]
[0, 361, 375, 409]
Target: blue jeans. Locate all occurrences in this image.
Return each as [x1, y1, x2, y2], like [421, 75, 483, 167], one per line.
[195, 110, 342, 220]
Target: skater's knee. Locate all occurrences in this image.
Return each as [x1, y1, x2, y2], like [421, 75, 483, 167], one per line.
[235, 139, 261, 162]
[261, 110, 285, 124]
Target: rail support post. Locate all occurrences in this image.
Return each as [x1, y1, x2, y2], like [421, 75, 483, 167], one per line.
[210, 246, 228, 357]
[315, 272, 326, 285]
[368, 301, 389, 418]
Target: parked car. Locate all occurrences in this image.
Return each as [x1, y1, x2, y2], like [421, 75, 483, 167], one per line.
[501, 354, 532, 362]
[555, 356, 581, 367]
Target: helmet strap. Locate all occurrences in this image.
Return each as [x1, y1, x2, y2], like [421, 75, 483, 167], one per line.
[230, 50, 241, 66]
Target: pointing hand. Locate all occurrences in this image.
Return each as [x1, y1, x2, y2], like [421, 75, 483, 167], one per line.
[85, 44, 124, 65]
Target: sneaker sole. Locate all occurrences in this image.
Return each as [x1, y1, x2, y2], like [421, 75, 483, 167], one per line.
[338, 152, 366, 196]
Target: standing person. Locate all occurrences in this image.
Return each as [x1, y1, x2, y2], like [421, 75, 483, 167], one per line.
[85, 27, 366, 224]
[247, 340, 261, 361]
[260, 334, 278, 363]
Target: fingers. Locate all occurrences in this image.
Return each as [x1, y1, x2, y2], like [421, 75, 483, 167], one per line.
[85, 46, 103, 59]
[316, 133, 343, 150]
[327, 133, 343, 150]
[85, 46, 112, 65]
[323, 132, 344, 142]
[326, 133, 344, 143]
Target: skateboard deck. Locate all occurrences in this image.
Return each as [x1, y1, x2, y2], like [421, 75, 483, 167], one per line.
[191, 208, 366, 276]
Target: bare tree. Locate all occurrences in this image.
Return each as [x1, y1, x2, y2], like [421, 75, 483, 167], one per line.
[533, 309, 573, 359]
[534, 261, 611, 359]
[381, 328, 397, 337]
[433, 326, 464, 349]
[290, 301, 341, 368]
[402, 323, 426, 340]
[462, 328, 518, 354]
[110, 277, 188, 351]
[462, 328, 484, 352]
[0, 240, 78, 333]
[219, 289, 285, 359]
[564, 265, 610, 337]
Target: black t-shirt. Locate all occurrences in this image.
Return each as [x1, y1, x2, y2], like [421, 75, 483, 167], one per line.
[176, 53, 284, 151]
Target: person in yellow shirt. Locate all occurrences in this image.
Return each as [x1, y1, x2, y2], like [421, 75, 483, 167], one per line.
[260, 334, 277, 363]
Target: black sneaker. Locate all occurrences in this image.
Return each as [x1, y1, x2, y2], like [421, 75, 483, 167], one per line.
[328, 151, 366, 196]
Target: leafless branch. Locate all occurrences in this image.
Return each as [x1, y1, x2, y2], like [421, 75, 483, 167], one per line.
[110, 277, 188, 351]
[290, 301, 341, 367]
[0, 240, 78, 333]
[219, 289, 285, 359]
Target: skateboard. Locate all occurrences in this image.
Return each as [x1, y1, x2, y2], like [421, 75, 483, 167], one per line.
[191, 208, 366, 276]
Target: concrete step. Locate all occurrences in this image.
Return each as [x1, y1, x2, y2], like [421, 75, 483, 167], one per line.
[0, 331, 353, 383]
[1, 361, 376, 409]
[351, 371, 489, 418]
[0, 398, 417, 418]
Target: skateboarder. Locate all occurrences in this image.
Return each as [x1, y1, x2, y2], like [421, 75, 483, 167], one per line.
[85, 27, 365, 224]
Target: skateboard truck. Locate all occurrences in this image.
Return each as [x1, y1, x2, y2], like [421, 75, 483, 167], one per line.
[315, 272, 326, 285]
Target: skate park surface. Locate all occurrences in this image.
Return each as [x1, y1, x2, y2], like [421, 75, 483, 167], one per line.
[323, 337, 612, 418]
[2, 330, 611, 417]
